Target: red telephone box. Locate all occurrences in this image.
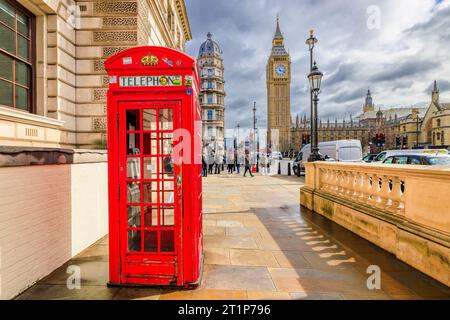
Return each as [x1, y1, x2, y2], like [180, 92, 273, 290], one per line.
[105, 46, 203, 287]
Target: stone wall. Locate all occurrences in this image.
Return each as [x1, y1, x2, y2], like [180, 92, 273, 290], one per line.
[0, 0, 191, 149]
[300, 162, 450, 287]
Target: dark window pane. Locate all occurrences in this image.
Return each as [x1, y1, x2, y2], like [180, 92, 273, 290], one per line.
[0, 52, 13, 80]
[128, 230, 141, 252]
[18, 35, 30, 61]
[15, 60, 29, 86]
[0, 0, 15, 28]
[17, 11, 29, 37]
[144, 231, 158, 252]
[0, 23, 15, 54]
[160, 230, 174, 252]
[127, 206, 141, 227]
[0, 79, 13, 107]
[15, 85, 28, 110]
[126, 109, 140, 131]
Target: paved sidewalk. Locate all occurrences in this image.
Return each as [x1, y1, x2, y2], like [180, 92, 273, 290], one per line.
[17, 174, 450, 300]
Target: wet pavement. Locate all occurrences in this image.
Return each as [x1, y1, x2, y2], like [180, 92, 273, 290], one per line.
[16, 173, 450, 300]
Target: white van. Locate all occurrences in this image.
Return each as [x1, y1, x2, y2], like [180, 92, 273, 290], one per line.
[373, 149, 448, 163]
[293, 140, 363, 176]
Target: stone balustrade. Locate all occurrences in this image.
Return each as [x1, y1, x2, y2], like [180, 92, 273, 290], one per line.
[301, 162, 450, 287]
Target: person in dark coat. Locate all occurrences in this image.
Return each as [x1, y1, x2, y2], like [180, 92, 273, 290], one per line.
[243, 154, 254, 178]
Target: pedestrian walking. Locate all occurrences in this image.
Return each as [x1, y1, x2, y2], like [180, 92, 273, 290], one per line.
[227, 151, 235, 174]
[202, 156, 208, 177]
[260, 153, 268, 175]
[243, 154, 254, 178]
[236, 151, 244, 174]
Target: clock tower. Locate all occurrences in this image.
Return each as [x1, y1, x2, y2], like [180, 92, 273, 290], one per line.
[267, 16, 292, 153]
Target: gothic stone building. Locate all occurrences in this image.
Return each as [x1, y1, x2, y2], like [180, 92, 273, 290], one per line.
[266, 17, 292, 153]
[0, 0, 191, 149]
[197, 32, 225, 158]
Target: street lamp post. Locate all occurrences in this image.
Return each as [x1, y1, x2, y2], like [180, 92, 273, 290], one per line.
[306, 30, 318, 160]
[308, 62, 324, 162]
[253, 102, 259, 172]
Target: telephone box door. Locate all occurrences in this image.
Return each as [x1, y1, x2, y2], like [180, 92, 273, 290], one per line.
[119, 101, 182, 285]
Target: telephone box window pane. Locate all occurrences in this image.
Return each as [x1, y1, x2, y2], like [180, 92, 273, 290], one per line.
[143, 206, 158, 227]
[15, 60, 29, 86]
[17, 35, 30, 61]
[127, 158, 140, 179]
[143, 157, 157, 180]
[17, 11, 29, 37]
[0, 23, 15, 54]
[160, 133, 173, 155]
[159, 108, 173, 130]
[126, 109, 140, 131]
[127, 206, 141, 227]
[163, 180, 174, 191]
[0, 80, 13, 107]
[162, 191, 174, 204]
[143, 182, 158, 204]
[161, 207, 175, 227]
[143, 133, 157, 155]
[161, 156, 174, 176]
[0, 0, 15, 28]
[128, 230, 141, 252]
[0, 52, 13, 80]
[143, 109, 157, 130]
[15, 85, 28, 110]
[127, 133, 140, 155]
[144, 231, 158, 252]
[160, 230, 175, 252]
[127, 182, 140, 204]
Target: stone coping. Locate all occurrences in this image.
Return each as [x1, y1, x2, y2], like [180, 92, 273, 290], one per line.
[305, 161, 450, 177]
[0, 147, 107, 167]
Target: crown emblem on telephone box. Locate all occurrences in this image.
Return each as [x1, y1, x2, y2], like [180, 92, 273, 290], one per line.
[141, 54, 159, 66]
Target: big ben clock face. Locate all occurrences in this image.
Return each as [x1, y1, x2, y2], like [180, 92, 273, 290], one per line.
[275, 64, 287, 76]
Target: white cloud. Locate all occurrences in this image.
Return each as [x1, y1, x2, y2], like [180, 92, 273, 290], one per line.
[185, 0, 450, 129]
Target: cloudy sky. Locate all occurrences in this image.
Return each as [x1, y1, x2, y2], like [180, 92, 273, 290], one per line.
[185, 0, 450, 131]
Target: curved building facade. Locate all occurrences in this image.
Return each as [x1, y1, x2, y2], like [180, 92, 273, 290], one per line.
[198, 32, 226, 159]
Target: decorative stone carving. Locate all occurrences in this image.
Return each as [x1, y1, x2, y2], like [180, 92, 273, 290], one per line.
[93, 1, 137, 14]
[93, 31, 137, 43]
[93, 60, 105, 72]
[103, 17, 137, 28]
[102, 47, 128, 58]
[92, 117, 107, 131]
[93, 89, 107, 102]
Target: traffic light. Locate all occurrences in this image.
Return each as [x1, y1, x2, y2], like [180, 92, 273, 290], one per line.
[403, 136, 408, 147]
[381, 134, 386, 146]
[302, 134, 307, 145]
[307, 135, 311, 144]
[396, 136, 401, 149]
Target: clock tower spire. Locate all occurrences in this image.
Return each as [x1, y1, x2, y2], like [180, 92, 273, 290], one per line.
[266, 16, 292, 153]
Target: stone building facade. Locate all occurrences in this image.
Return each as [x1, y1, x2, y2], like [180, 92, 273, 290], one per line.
[197, 32, 225, 158]
[0, 0, 191, 149]
[289, 87, 450, 154]
[266, 17, 291, 153]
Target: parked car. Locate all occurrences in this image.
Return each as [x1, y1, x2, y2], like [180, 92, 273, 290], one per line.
[373, 149, 448, 163]
[382, 154, 450, 166]
[362, 154, 378, 163]
[293, 140, 363, 177]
